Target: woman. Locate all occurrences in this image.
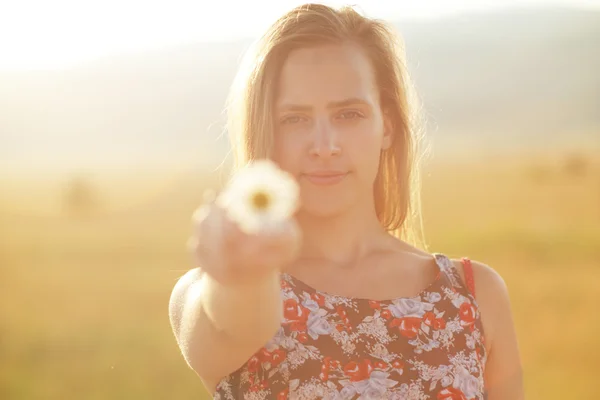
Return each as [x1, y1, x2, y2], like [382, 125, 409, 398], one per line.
[169, 3, 523, 399]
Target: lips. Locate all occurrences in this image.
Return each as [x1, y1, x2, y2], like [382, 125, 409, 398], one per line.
[302, 171, 348, 186]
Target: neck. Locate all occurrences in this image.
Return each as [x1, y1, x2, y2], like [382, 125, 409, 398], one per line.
[295, 200, 390, 268]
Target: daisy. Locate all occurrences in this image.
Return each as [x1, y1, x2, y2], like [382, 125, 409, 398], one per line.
[216, 159, 300, 234]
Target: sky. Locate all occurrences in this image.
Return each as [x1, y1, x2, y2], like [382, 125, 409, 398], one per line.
[0, 0, 598, 70]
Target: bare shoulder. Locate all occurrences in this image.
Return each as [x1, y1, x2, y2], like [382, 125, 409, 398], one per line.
[169, 268, 204, 338]
[451, 258, 509, 297]
[451, 258, 524, 397]
[450, 258, 514, 352]
[170, 268, 203, 308]
[171, 268, 203, 298]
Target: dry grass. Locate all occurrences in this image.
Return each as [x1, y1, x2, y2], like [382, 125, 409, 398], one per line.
[0, 153, 599, 399]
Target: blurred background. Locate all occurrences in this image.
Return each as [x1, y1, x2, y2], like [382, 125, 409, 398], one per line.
[0, 0, 599, 399]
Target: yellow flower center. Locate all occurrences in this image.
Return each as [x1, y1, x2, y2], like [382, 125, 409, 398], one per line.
[251, 191, 270, 211]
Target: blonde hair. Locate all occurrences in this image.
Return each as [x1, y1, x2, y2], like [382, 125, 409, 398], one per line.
[225, 3, 427, 248]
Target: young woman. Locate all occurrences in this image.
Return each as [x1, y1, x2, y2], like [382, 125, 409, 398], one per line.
[169, 4, 523, 399]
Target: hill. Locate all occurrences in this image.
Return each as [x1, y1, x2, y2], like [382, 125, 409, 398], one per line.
[1, 6, 598, 173]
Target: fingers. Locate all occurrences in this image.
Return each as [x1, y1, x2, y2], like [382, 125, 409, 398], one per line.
[188, 192, 303, 286]
[190, 202, 226, 280]
[240, 220, 302, 270]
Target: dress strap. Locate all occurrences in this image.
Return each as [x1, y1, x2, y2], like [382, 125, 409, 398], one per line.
[461, 257, 476, 299]
[433, 253, 459, 288]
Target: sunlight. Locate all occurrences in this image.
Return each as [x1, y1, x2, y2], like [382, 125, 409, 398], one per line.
[2, 0, 595, 71]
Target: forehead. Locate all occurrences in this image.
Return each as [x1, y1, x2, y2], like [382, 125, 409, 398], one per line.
[275, 43, 379, 107]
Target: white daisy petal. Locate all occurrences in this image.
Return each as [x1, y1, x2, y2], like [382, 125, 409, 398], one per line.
[216, 159, 299, 233]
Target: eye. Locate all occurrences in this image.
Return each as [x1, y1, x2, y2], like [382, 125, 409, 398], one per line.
[280, 115, 307, 125]
[337, 110, 364, 120]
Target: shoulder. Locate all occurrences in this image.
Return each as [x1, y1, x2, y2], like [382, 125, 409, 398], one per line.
[451, 258, 524, 396]
[170, 268, 203, 306]
[450, 258, 513, 350]
[169, 268, 204, 334]
[450, 258, 508, 298]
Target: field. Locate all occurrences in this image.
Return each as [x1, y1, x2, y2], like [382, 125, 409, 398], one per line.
[1, 153, 599, 399]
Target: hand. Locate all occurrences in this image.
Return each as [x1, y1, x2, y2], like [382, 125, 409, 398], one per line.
[188, 199, 301, 287]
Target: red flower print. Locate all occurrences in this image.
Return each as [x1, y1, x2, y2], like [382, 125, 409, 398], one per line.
[437, 387, 468, 400]
[423, 311, 436, 326]
[433, 318, 446, 330]
[260, 380, 268, 390]
[369, 300, 381, 309]
[323, 357, 341, 370]
[283, 299, 310, 323]
[290, 321, 307, 332]
[247, 356, 260, 373]
[277, 389, 289, 400]
[257, 348, 272, 362]
[343, 359, 374, 382]
[319, 371, 329, 381]
[398, 317, 422, 339]
[391, 360, 404, 370]
[297, 332, 308, 343]
[389, 318, 402, 328]
[381, 309, 392, 320]
[271, 349, 286, 366]
[459, 302, 476, 327]
[374, 360, 388, 370]
[311, 293, 326, 306]
[336, 305, 347, 318]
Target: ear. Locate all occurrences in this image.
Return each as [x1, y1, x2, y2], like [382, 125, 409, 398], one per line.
[381, 112, 393, 150]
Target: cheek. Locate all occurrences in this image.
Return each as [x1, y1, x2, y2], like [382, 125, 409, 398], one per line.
[272, 135, 301, 174]
[347, 129, 384, 170]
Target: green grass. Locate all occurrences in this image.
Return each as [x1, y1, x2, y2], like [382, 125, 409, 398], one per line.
[1, 155, 599, 399]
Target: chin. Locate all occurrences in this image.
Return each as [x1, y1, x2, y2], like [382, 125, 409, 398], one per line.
[298, 192, 355, 219]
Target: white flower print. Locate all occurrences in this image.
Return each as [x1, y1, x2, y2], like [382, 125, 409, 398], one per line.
[451, 294, 470, 309]
[453, 366, 481, 398]
[442, 287, 462, 304]
[287, 344, 318, 369]
[368, 343, 393, 362]
[301, 297, 321, 312]
[339, 371, 398, 400]
[424, 292, 442, 303]
[338, 385, 357, 399]
[307, 309, 333, 340]
[446, 319, 463, 333]
[390, 382, 427, 400]
[245, 390, 268, 400]
[441, 375, 453, 387]
[341, 340, 357, 355]
[290, 379, 323, 400]
[281, 288, 301, 304]
[213, 254, 487, 400]
[465, 333, 476, 349]
[359, 317, 394, 344]
[361, 385, 387, 400]
[388, 298, 434, 318]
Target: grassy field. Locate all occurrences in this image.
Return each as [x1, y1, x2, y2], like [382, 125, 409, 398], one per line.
[0, 153, 599, 399]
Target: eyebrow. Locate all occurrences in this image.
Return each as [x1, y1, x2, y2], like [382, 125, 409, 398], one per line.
[277, 97, 371, 112]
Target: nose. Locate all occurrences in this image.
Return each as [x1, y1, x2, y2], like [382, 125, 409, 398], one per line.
[308, 119, 341, 158]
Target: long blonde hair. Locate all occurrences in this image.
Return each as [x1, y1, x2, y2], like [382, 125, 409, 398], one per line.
[225, 3, 427, 248]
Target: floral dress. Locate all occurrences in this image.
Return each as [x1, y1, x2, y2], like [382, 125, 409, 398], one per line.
[214, 253, 487, 400]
